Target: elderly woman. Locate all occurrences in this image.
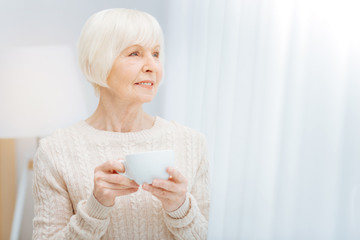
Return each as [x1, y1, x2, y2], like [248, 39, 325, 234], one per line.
[32, 8, 210, 240]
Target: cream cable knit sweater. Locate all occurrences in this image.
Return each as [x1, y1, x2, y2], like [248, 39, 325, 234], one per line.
[32, 116, 210, 240]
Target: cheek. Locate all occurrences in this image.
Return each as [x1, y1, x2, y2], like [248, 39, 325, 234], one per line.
[157, 72, 163, 83]
[109, 66, 138, 86]
[157, 67, 164, 82]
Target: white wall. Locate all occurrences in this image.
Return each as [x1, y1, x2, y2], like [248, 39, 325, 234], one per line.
[0, 1, 169, 238]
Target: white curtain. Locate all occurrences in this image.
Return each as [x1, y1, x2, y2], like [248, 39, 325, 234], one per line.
[162, 0, 360, 239]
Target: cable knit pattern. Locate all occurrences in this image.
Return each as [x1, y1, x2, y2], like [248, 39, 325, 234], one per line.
[32, 116, 210, 240]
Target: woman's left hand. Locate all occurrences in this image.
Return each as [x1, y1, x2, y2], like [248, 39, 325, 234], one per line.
[143, 167, 188, 212]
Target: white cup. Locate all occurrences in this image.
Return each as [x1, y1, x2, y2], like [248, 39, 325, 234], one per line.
[117, 149, 175, 185]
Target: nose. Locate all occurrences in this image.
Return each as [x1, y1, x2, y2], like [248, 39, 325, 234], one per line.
[142, 52, 158, 73]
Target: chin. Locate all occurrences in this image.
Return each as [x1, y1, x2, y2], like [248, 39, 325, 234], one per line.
[136, 93, 155, 103]
[139, 91, 157, 103]
[141, 96, 155, 103]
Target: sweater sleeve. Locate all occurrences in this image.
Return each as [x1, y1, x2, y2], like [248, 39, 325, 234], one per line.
[162, 135, 210, 240]
[32, 141, 113, 240]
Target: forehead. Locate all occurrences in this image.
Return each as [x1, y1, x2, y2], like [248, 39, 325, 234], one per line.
[124, 44, 160, 50]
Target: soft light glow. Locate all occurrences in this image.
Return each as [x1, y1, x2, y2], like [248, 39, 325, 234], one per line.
[0, 45, 87, 138]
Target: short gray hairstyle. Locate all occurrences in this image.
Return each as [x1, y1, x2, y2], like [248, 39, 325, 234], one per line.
[78, 8, 164, 95]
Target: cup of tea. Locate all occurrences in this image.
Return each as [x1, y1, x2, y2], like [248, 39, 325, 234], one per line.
[117, 149, 175, 185]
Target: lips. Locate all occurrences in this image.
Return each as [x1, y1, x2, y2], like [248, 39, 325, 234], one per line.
[135, 80, 154, 89]
[135, 80, 154, 85]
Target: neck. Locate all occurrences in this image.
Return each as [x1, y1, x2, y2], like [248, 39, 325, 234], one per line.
[85, 96, 154, 133]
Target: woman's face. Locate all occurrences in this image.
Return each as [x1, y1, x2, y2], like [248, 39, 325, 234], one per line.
[105, 44, 163, 104]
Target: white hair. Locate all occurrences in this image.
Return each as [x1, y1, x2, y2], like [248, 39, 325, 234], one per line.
[77, 8, 165, 96]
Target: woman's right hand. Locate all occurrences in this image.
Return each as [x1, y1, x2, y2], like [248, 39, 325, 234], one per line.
[93, 159, 139, 207]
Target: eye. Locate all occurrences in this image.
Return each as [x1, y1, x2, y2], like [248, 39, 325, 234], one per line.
[129, 51, 139, 56]
[152, 52, 160, 58]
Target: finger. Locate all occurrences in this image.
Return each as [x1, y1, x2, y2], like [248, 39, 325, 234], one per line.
[94, 171, 139, 188]
[105, 173, 139, 187]
[98, 181, 139, 190]
[113, 188, 139, 196]
[152, 179, 178, 193]
[143, 184, 173, 199]
[96, 159, 125, 174]
[167, 167, 186, 183]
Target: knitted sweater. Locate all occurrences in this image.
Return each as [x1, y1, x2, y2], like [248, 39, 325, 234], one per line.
[32, 116, 210, 240]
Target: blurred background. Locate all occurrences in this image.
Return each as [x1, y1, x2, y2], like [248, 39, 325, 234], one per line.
[0, 0, 359, 239]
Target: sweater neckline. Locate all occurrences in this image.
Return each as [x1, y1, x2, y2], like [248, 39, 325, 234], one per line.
[74, 116, 167, 141]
